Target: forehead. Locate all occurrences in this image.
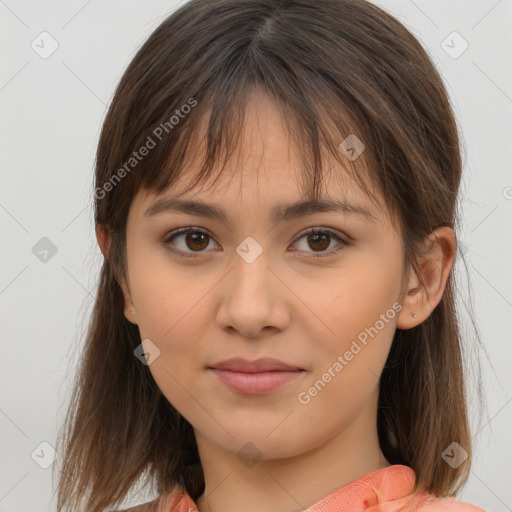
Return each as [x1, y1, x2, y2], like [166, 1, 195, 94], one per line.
[131, 89, 388, 228]
[131, 168, 388, 241]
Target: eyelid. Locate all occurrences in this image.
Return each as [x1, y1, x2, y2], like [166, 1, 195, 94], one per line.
[162, 225, 350, 258]
[289, 227, 349, 258]
[162, 227, 219, 256]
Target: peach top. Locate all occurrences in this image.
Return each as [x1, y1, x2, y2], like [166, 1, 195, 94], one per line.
[155, 464, 486, 512]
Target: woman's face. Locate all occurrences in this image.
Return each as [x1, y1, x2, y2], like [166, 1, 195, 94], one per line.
[120, 92, 409, 463]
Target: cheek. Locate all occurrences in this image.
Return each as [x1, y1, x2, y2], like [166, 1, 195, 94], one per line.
[129, 246, 189, 325]
[129, 253, 216, 366]
[293, 264, 400, 438]
[306, 250, 402, 371]
[130, 260, 215, 414]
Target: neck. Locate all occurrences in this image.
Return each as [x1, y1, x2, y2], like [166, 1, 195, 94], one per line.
[194, 396, 390, 512]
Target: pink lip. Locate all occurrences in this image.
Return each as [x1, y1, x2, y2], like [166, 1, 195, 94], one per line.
[209, 368, 305, 394]
[207, 357, 306, 395]
[209, 357, 304, 373]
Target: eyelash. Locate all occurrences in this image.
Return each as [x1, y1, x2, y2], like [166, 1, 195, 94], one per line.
[162, 226, 350, 259]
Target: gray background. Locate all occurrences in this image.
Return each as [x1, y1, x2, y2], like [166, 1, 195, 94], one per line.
[0, 0, 511, 511]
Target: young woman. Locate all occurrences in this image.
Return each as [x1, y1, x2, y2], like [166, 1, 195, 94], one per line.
[54, 0, 486, 510]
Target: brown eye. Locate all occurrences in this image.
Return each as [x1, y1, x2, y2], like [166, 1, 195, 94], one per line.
[292, 228, 348, 257]
[163, 228, 218, 257]
[306, 232, 331, 252]
[184, 232, 209, 251]
[163, 226, 349, 259]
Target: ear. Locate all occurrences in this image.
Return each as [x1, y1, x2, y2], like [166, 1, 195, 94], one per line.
[95, 223, 138, 325]
[96, 223, 111, 259]
[397, 226, 457, 330]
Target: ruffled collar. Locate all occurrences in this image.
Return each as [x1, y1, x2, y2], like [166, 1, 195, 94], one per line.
[157, 464, 485, 512]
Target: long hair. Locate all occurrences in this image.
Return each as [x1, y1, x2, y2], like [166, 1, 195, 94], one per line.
[54, 0, 485, 510]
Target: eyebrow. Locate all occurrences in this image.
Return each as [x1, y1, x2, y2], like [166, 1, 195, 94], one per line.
[144, 196, 378, 224]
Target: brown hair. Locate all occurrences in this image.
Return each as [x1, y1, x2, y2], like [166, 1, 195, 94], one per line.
[54, 0, 485, 510]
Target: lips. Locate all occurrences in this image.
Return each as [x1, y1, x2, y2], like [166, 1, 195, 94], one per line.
[207, 357, 306, 394]
[208, 357, 304, 373]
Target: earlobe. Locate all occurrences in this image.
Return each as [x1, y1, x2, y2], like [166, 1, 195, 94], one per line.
[396, 227, 457, 330]
[96, 224, 139, 325]
[96, 223, 111, 259]
[119, 277, 138, 325]
[396, 267, 424, 330]
[124, 302, 138, 325]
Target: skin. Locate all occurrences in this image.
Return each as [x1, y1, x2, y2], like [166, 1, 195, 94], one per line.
[97, 90, 457, 512]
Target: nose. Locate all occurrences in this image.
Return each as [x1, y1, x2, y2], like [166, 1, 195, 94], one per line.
[214, 244, 290, 339]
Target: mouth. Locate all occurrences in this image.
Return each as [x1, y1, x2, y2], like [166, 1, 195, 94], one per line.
[208, 368, 306, 395]
[208, 356, 305, 373]
[207, 357, 306, 395]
